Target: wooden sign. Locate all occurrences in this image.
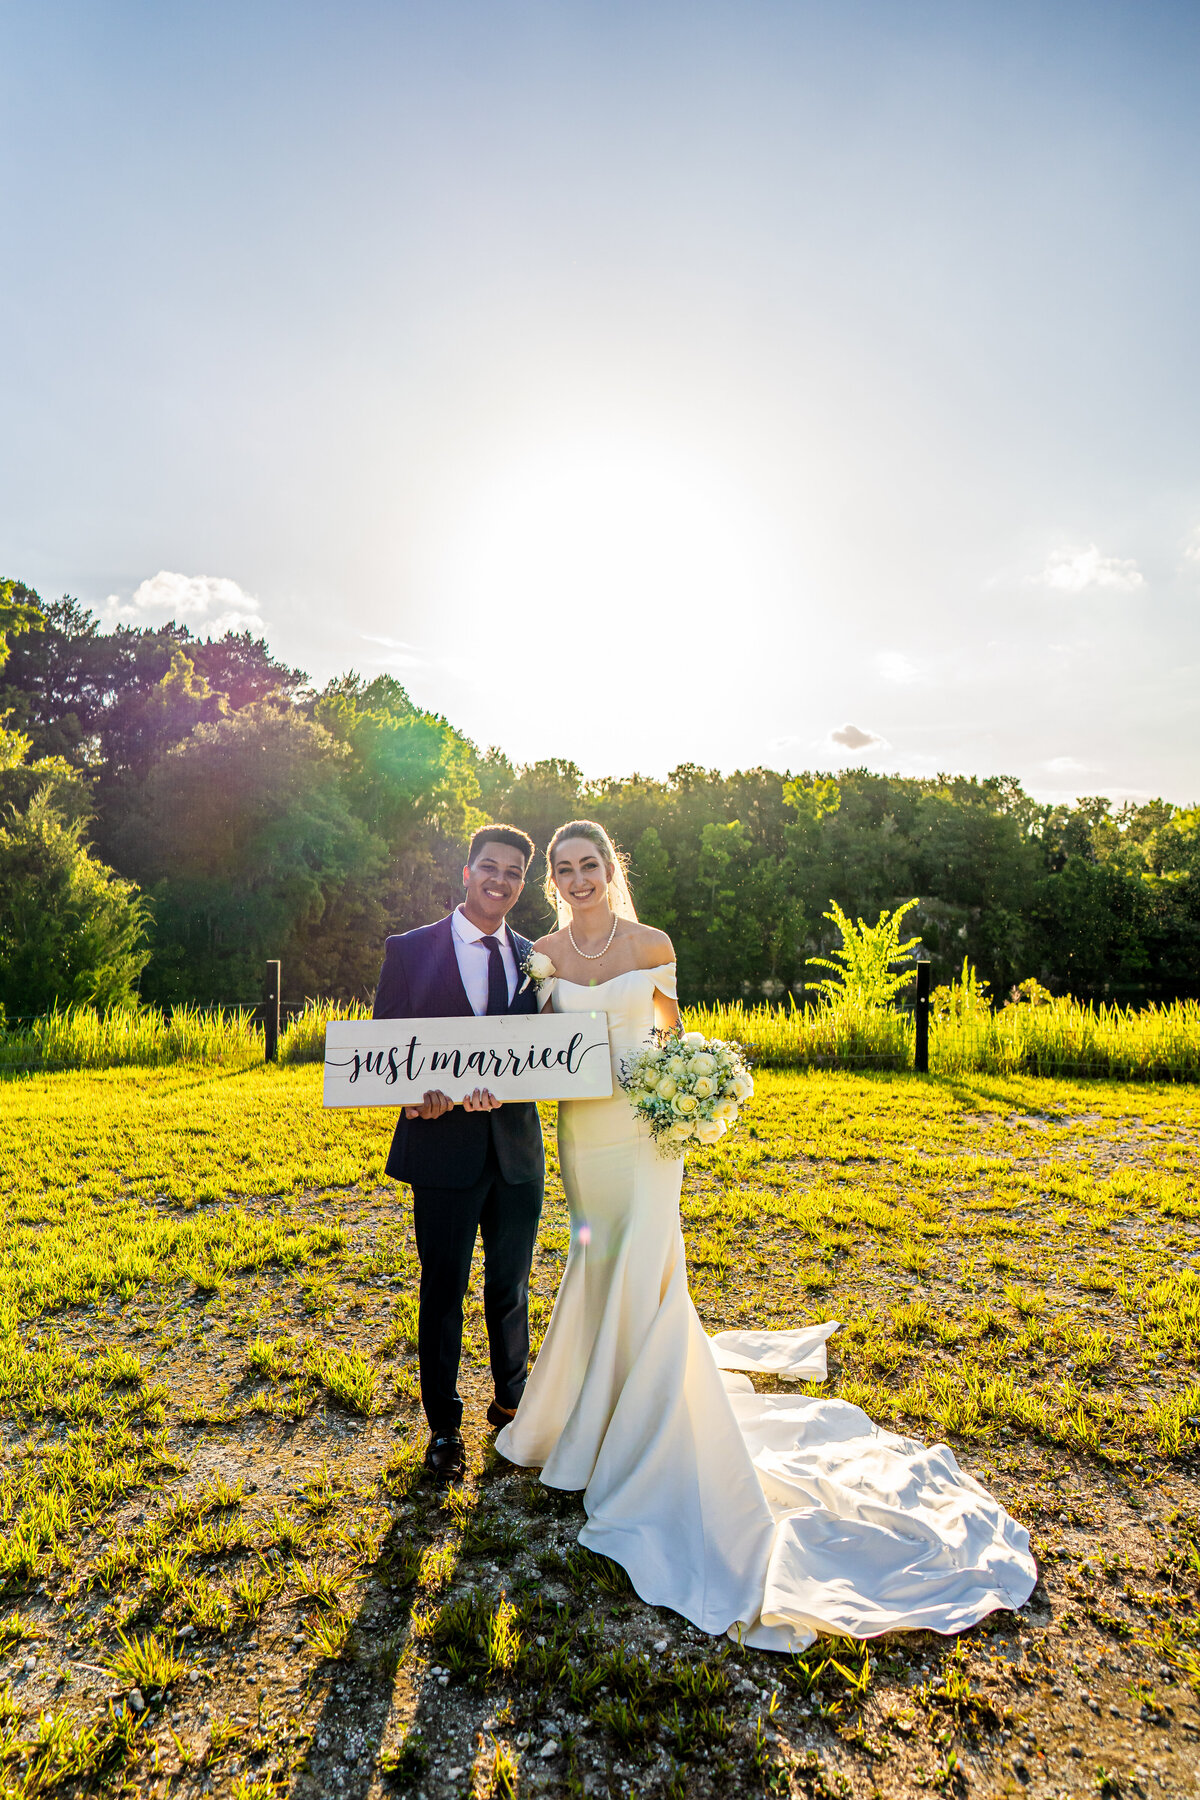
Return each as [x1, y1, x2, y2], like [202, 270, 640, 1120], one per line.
[322, 1014, 613, 1107]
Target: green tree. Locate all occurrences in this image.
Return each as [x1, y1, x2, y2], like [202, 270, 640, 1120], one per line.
[4, 587, 1198, 1006]
[696, 819, 759, 996]
[314, 675, 481, 846]
[0, 789, 149, 1015]
[0, 719, 93, 826]
[124, 702, 387, 1003]
[0, 595, 305, 779]
[0, 578, 44, 671]
[631, 825, 676, 933]
[313, 674, 489, 954]
[101, 646, 231, 787]
[1033, 859, 1156, 996]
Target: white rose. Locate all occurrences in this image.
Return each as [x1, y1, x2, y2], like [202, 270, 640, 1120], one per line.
[687, 1053, 716, 1077]
[668, 1121, 695, 1142]
[692, 1076, 715, 1099]
[712, 1097, 739, 1124]
[666, 1055, 687, 1078]
[695, 1117, 727, 1146]
[672, 1092, 699, 1116]
[679, 1031, 706, 1050]
[656, 1075, 678, 1100]
[732, 1074, 754, 1102]
[526, 952, 556, 981]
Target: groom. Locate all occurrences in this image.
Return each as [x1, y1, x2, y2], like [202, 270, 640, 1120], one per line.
[372, 825, 544, 1483]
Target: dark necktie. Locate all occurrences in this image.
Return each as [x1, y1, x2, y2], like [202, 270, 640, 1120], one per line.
[479, 934, 509, 1015]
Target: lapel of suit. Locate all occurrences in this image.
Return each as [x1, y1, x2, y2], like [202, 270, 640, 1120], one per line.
[508, 928, 536, 1012]
[437, 913, 476, 1017]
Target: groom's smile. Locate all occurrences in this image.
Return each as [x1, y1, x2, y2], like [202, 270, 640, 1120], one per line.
[462, 840, 528, 933]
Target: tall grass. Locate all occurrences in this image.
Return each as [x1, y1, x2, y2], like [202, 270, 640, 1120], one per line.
[0, 1003, 264, 1072]
[928, 995, 1200, 1081]
[3, 994, 1199, 1081]
[0, 999, 373, 1073]
[278, 1000, 368, 1065]
[692, 996, 1200, 1082]
[689, 998, 912, 1071]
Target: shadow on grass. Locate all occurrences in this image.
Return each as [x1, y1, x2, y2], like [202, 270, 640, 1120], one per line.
[287, 1436, 554, 1798]
[932, 1073, 1071, 1117]
[283, 1489, 429, 1797]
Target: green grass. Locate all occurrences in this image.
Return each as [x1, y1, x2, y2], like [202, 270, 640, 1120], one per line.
[694, 992, 1200, 1079]
[4, 990, 1200, 1079]
[0, 997, 365, 1073]
[0, 1002, 265, 1071]
[0, 1059, 1196, 1796]
[103, 1626, 190, 1689]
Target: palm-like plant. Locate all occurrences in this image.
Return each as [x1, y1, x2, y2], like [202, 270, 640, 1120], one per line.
[807, 899, 922, 1008]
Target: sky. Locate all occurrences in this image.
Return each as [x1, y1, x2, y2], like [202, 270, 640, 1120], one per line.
[3, 0, 1199, 803]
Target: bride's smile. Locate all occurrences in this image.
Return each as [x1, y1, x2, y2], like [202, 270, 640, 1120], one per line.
[553, 843, 611, 913]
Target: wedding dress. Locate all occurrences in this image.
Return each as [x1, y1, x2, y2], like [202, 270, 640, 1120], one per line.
[495, 965, 1036, 1651]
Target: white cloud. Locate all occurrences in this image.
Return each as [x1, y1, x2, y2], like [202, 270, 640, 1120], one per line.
[875, 651, 921, 684]
[102, 571, 264, 636]
[1032, 544, 1144, 594]
[830, 722, 887, 753]
[1185, 527, 1200, 563]
[360, 632, 427, 671]
[1043, 755, 1101, 774]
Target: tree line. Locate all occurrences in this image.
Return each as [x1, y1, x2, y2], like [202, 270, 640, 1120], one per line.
[1, 577, 1198, 1018]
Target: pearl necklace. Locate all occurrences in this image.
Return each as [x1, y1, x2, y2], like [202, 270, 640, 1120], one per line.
[568, 910, 620, 960]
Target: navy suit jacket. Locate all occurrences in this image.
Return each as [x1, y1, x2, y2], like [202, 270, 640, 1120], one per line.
[372, 913, 546, 1190]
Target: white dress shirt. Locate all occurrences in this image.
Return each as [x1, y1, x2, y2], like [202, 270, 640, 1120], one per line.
[451, 905, 519, 1015]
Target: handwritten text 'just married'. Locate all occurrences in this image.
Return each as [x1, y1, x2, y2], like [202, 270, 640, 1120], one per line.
[329, 1031, 604, 1087]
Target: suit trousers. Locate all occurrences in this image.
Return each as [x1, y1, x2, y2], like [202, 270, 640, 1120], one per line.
[411, 1136, 544, 1435]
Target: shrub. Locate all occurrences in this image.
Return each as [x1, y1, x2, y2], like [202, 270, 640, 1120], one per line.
[0, 792, 149, 1016]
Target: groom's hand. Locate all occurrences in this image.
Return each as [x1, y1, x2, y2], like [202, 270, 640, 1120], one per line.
[462, 1088, 502, 1112]
[404, 1089, 455, 1121]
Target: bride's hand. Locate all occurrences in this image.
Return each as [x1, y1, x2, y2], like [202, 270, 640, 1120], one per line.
[462, 1088, 502, 1111]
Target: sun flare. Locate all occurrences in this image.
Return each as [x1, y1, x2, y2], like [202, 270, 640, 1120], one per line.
[413, 434, 789, 759]
[432, 438, 780, 644]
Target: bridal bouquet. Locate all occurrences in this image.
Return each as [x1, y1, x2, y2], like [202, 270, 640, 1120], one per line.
[620, 1028, 753, 1154]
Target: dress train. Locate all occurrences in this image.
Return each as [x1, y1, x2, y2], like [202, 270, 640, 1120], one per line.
[497, 966, 1036, 1651]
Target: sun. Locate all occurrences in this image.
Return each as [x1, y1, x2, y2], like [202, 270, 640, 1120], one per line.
[419, 432, 786, 745]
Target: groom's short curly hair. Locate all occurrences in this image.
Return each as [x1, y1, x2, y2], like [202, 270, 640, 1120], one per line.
[466, 824, 535, 869]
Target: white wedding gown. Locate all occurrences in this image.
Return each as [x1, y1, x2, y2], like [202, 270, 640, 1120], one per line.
[496, 965, 1036, 1651]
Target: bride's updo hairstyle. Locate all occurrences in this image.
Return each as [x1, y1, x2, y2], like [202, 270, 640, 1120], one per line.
[544, 819, 639, 925]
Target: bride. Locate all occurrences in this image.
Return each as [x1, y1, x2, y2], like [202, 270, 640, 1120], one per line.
[496, 819, 1036, 1651]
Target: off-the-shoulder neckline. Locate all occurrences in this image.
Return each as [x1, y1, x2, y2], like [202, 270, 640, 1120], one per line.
[551, 961, 676, 989]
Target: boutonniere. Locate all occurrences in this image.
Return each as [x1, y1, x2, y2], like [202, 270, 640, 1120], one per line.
[518, 950, 557, 995]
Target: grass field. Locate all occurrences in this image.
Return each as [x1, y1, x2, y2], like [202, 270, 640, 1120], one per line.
[0, 1064, 1197, 1799]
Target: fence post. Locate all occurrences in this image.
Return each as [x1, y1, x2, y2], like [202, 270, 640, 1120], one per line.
[264, 960, 281, 1063]
[913, 953, 931, 1074]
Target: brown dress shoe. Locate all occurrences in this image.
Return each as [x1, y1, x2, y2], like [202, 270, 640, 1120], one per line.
[423, 1431, 465, 1481]
[486, 1401, 518, 1429]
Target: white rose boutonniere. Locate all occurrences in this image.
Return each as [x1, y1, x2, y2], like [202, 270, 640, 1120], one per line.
[519, 949, 557, 994]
